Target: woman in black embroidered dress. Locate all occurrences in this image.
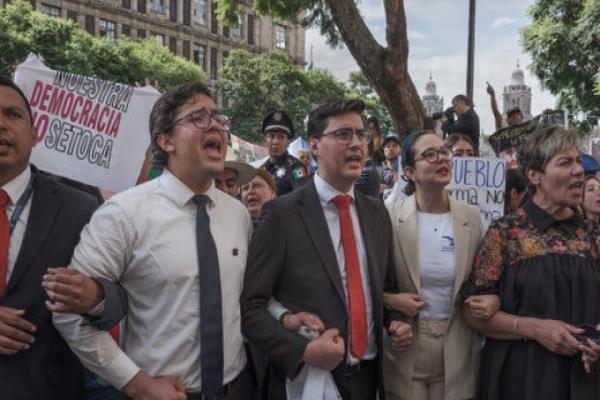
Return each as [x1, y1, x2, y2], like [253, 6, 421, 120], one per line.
[460, 126, 600, 400]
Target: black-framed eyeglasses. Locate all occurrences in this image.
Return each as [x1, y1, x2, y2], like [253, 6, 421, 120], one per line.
[321, 128, 371, 144]
[170, 108, 230, 131]
[416, 148, 453, 163]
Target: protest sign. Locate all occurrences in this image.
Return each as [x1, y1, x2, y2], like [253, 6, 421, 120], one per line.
[488, 110, 565, 168]
[230, 133, 268, 162]
[14, 54, 160, 192]
[390, 157, 507, 224]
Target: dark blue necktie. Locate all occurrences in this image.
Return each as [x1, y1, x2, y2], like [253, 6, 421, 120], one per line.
[193, 195, 224, 398]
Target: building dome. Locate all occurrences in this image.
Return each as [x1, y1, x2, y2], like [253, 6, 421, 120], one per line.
[425, 74, 437, 96]
[511, 61, 525, 86]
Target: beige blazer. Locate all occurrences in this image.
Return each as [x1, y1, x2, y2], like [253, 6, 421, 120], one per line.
[383, 194, 484, 400]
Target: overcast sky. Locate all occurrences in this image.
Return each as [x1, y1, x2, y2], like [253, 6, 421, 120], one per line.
[306, 0, 555, 135]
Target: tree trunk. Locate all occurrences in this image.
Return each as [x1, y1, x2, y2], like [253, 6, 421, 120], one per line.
[325, 0, 425, 137]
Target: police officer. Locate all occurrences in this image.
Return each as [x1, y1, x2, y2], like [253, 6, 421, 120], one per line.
[260, 110, 308, 196]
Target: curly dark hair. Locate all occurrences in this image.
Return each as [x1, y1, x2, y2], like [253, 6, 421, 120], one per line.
[148, 82, 213, 171]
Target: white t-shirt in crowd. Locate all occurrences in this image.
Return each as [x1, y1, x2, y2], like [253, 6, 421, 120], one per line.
[417, 212, 456, 321]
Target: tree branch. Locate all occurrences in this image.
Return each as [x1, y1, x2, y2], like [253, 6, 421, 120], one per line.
[324, 0, 385, 79]
[383, 0, 409, 59]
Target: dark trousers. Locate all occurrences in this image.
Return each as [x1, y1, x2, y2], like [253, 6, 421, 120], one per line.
[333, 359, 378, 400]
[187, 366, 255, 400]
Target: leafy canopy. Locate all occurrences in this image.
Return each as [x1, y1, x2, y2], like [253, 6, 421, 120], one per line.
[522, 0, 600, 118]
[219, 49, 349, 142]
[0, 0, 204, 88]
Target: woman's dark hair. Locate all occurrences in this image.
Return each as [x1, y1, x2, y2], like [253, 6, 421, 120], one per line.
[504, 169, 528, 214]
[148, 82, 212, 171]
[401, 131, 428, 196]
[366, 116, 381, 136]
[444, 133, 478, 156]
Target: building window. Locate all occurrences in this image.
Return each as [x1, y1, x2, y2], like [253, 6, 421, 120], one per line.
[169, 37, 177, 54]
[85, 15, 95, 35]
[67, 10, 77, 22]
[193, 44, 207, 71]
[275, 24, 287, 49]
[138, 28, 147, 39]
[122, 24, 131, 37]
[170, 0, 178, 22]
[99, 19, 117, 40]
[40, 3, 61, 17]
[138, 0, 147, 14]
[193, 0, 207, 25]
[122, 0, 131, 9]
[231, 15, 243, 37]
[182, 40, 191, 59]
[150, 0, 166, 13]
[153, 32, 165, 45]
[210, 1, 218, 34]
[247, 14, 254, 45]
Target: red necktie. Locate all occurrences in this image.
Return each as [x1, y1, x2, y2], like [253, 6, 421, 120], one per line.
[0, 190, 10, 296]
[331, 194, 367, 359]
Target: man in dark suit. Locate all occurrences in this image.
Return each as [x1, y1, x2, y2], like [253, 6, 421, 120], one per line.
[241, 99, 412, 400]
[0, 76, 99, 399]
[443, 94, 481, 150]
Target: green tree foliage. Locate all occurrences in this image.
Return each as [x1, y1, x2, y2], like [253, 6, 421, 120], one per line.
[347, 71, 394, 135]
[219, 49, 349, 142]
[214, 0, 426, 137]
[522, 0, 600, 117]
[0, 0, 204, 88]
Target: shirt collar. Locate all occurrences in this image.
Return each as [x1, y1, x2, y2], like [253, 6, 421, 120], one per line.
[314, 171, 355, 204]
[522, 198, 581, 235]
[1, 166, 32, 206]
[159, 168, 218, 209]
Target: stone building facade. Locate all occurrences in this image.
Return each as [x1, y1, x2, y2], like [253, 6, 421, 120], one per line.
[421, 74, 443, 117]
[2, 0, 305, 89]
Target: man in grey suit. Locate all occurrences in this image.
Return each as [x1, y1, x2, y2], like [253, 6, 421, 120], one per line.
[241, 99, 412, 399]
[0, 76, 100, 399]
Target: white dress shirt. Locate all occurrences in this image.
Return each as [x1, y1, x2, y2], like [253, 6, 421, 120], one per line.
[1, 166, 33, 281]
[53, 168, 253, 392]
[313, 173, 376, 363]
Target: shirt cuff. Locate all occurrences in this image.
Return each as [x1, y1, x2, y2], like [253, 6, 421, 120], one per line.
[268, 299, 290, 321]
[86, 299, 106, 318]
[102, 351, 141, 390]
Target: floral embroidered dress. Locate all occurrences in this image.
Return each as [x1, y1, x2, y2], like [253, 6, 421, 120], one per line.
[459, 199, 600, 400]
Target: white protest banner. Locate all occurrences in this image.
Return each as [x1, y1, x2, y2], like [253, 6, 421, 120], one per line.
[390, 157, 506, 224]
[14, 54, 160, 192]
[230, 133, 268, 162]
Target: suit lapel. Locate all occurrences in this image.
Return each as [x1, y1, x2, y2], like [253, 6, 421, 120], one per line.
[6, 172, 61, 295]
[297, 182, 347, 307]
[394, 196, 420, 293]
[450, 198, 472, 299]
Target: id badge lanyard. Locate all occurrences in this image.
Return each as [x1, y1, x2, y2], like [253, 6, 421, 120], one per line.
[9, 177, 34, 235]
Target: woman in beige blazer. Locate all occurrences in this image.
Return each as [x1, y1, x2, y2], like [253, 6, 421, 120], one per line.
[383, 131, 489, 400]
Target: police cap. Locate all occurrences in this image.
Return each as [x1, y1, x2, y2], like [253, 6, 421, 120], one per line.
[262, 110, 295, 139]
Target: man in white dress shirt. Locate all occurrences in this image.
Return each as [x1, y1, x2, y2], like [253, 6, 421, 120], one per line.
[53, 83, 254, 400]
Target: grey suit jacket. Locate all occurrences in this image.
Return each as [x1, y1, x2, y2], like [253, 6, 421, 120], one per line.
[0, 167, 99, 400]
[241, 180, 400, 400]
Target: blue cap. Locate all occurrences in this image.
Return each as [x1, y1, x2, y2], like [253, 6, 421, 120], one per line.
[582, 154, 600, 175]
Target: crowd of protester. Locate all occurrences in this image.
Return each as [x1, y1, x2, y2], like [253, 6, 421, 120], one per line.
[1, 74, 600, 400]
